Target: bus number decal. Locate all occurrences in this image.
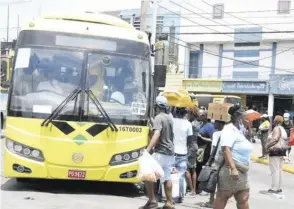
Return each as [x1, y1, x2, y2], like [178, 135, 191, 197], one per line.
[119, 127, 142, 132]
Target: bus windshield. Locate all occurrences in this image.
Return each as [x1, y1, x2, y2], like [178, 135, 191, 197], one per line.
[225, 97, 241, 105]
[8, 32, 150, 120]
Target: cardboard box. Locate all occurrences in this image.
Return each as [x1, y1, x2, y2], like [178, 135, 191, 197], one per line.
[208, 103, 232, 122]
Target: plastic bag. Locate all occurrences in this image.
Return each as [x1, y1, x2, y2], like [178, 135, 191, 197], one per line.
[137, 150, 164, 182]
[289, 128, 294, 146]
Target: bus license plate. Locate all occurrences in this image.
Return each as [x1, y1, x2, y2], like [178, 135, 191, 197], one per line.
[68, 170, 86, 179]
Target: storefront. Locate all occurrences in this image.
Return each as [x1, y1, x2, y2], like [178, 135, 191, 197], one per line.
[222, 81, 269, 112]
[269, 74, 294, 116]
[182, 79, 269, 110]
[182, 79, 223, 93]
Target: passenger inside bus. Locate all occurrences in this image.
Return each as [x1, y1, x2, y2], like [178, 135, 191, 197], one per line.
[36, 66, 75, 95]
[88, 55, 146, 105]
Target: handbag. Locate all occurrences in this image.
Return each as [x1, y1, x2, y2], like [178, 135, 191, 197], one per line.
[198, 135, 223, 193]
[289, 128, 294, 146]
[268, 126, 288, 152]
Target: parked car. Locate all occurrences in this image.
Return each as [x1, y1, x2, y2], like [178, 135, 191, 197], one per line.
[1, 92, 8, 129]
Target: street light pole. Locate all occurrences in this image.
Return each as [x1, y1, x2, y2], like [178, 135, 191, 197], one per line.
[17, 14, 20, 38]
[151, 0, 157, 74]
[7, 5, 9, 42]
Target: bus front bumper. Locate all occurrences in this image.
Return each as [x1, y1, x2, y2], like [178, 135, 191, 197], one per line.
[4, 148, 140, 183]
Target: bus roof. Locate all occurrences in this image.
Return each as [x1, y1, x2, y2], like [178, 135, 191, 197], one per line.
[20, 12, 149, 45]
[191, 94, 241, 99]
[43, 12, 134, 29]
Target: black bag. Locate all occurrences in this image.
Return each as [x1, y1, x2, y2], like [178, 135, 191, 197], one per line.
[198, 136, 223, 193]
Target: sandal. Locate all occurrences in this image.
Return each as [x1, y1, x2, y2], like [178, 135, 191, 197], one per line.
[199, 202, 213, 208]
[162, 205, 175, 209]
[139, 201, 158, 209]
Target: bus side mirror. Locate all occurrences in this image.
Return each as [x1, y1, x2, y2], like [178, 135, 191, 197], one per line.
[154, 65, 166, 87]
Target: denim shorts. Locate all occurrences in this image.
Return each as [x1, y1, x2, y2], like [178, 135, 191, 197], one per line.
[174, 155, 188, 174]
[152, 153, 175, 182]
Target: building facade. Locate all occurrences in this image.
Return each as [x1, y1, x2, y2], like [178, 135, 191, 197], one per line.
[176, 0, 294, 117]
[103, 4, 181, 66]
[102, 0, 294, 117]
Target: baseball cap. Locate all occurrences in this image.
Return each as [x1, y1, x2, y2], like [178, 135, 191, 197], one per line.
[284, 113, 290, 119]
[156, 95, 168, 108]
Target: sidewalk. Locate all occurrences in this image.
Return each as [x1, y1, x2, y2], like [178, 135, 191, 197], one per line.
[251, 140, 294, 174]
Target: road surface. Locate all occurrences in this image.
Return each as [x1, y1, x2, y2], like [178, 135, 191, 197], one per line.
[1, 138, 294, 209]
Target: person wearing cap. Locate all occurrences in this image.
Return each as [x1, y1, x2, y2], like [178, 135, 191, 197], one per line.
[140, 95, 175, 209]
[258, 114, 270, 159]
[282, 112, 293, 163]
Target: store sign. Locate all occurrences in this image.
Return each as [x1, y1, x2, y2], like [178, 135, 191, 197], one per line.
[270, 74, 294, 95]
[182, 79, 222, 92]
[222, 81, 268, 93]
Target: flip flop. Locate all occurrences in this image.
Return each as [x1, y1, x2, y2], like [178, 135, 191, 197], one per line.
[199, 202, 213, 208]
[162, 205, 175, 209]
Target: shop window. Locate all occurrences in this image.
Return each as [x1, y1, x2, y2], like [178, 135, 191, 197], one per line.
[213, 4, 224, 19]
[278, 0, 291, 14]
[189, 51, 200, 78]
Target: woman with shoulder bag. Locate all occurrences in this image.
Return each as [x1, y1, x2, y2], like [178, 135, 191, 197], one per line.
[260, 115, 287, 195]
[213, 104, 253, 209]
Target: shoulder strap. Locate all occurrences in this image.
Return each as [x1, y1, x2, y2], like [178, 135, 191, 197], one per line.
[207, 135, 221, 167]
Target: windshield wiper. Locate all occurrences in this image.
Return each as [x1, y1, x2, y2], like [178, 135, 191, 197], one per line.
[85, 89, 118, 132]
[41, 88, 81, 127]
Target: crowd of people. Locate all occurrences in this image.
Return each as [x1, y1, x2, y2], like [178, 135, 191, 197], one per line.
[140, 95, 254, 209]
[140, 95, 292, 209]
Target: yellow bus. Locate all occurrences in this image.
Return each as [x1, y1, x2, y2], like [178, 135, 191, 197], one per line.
[190, 94, 241, 109]
[4, 12, 164, 183]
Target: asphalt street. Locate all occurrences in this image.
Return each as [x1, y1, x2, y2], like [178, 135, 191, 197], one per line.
[1, 138, 294, 209]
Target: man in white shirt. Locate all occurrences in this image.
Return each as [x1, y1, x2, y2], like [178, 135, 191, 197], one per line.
[173, 107, 193, 203]
[37, 68, 75, 95]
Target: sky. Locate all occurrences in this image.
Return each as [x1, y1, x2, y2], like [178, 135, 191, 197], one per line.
[0, 0, 142, 41]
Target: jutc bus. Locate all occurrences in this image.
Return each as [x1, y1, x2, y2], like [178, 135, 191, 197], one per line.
[4, 12, 166, 183]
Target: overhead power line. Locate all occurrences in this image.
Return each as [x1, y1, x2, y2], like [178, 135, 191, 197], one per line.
[162, 31, 294, 35]
[162, 0, 294, 53]
[201, 0, 280, 32]
[158, 3, 267, 46]
[167, 36, 294, 74]
[180, 0, 276, 47]
[160, 22, 294, 27]
[162, 1, 276, 48]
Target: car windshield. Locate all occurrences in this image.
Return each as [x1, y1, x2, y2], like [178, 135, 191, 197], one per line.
[9, 47, 83, 118]
[85, 52, 149, 117]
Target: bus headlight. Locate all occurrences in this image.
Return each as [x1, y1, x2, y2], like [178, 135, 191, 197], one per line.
[110, 148, 144, 166]
[6, 139, 45, 162]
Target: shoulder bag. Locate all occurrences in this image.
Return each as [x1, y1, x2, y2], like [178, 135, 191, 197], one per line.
[197, 135, 223, 193]
[268, 126, 288, 152]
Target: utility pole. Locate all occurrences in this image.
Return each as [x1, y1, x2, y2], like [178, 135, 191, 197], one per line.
[151, 0, 158, 73]
[140, 0, 149, 32]
[17, 14, 20, 38]
[7, 5, 9, 42]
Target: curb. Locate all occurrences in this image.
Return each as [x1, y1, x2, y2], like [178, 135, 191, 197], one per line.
[251, 155, 294, 174]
